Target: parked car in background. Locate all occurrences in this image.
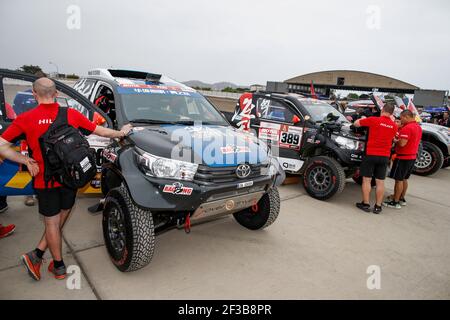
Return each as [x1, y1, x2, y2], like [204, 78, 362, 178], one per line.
[229, 92, 367, 200]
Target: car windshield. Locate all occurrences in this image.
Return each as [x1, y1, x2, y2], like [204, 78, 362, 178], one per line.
[301, 100, 348, 123]
[119, 87, 228, 125]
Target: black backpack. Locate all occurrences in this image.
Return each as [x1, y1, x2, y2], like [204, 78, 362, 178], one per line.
[39, 107, 97, 189]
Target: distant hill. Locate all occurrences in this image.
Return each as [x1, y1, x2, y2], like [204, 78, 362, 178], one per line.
[183, 80, 247, 91]
[183, 80, 212, 89]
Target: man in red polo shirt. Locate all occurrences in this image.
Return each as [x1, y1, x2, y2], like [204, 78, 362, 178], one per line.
[354, 103, 397, 214]
[0, 78, 131, 281]
[384, 110, 422, 209]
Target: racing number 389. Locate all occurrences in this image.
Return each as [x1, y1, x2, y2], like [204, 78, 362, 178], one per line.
[280, 132, 300, 145]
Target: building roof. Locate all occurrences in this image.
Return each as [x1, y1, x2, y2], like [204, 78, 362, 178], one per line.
[285, 70, 419, 93]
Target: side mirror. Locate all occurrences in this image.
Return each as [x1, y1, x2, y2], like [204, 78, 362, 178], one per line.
[292, 115, 301, 124]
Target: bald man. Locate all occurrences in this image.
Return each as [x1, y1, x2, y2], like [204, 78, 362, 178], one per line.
[0, 78, 132, 281]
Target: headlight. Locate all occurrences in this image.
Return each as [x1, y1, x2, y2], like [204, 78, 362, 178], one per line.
[134, 147, 198, 181]
[332, 135, 361, 150]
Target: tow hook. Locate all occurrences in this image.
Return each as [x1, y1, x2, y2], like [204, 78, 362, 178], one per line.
[184, 213, 191, 234]
[251, 203, 259, 213]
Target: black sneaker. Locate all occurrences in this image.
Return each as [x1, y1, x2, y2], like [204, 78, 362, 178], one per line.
[356, 202, 371, 213]
[373, 205, 383, 214]
[0, 202, 8, 214]
[383, 200, 402, 210]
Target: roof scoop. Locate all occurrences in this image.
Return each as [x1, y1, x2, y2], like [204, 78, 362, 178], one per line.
[145, 73, 162, 83]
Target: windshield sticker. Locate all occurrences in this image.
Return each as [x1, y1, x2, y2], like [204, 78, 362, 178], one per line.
[117, 85, 199, 97]
[120, 83, 192, 91]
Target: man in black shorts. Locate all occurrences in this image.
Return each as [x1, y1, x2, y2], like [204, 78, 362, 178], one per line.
[384, 110, 423, 209]
[354, 103, 397, 214]
[0, 78, 132, 281]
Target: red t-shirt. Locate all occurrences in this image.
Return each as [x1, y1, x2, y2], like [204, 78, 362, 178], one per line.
[359, 116, 398, 157]
[395, 121, 423, 160]
[1, 103, 97, 189]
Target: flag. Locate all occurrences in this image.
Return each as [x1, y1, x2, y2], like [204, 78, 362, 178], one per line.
[407, 97, 422, 122]
[394, 96, 406, 110]
[407, 97, 418, 113]
[310, 81, 318, 99]
[372, 94, 385, 110]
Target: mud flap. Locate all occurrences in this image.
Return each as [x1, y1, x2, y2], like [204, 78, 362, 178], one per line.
[88, 198, 105, 215]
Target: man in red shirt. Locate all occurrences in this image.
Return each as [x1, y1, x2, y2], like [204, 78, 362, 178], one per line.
[384, 110, 423, 209]
[0, 78, 131, 281]
[354, 103, 397, 214]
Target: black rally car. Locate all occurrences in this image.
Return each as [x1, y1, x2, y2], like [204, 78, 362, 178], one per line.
[73, 69, 285, 272]
[229, 92, 366, 200]
[0, 68, 285, 273]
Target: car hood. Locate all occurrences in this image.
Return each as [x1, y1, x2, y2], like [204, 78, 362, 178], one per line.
[420, 122, 446, 133]
[128, 125, 269, 167]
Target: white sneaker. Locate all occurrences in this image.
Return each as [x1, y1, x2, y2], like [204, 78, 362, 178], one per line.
[24, 196, 36, 207]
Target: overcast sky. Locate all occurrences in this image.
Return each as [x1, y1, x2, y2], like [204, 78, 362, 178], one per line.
[1, 0, 449, 89]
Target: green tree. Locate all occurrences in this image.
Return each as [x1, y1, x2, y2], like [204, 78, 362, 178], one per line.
[18, 65, 43, 75]
[222, 87, 236, 93]
[66, 74, 80, 80]
[347, 93, 359, 100]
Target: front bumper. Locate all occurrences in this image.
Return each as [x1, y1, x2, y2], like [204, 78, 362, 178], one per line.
[333, 147, 364, 166]
[119, 148, 284, 213]
[139, 174, 274, 212]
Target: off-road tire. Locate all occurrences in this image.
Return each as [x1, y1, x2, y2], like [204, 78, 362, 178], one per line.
[414, 141, 444, 176]
[303, 156, 346, 201]
[102, 185, 155, 272]
[233, 187, 280, 230]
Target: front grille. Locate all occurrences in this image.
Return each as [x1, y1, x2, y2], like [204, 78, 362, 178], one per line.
[194, 163, 269, 185]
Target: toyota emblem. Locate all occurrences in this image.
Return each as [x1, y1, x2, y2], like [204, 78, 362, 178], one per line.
[236, 164, 252, 179]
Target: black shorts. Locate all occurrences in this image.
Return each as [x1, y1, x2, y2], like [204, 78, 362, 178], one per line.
[35, 187, 77, 217]
[389, 159, 416, 181]
[360, 155, 389, 180]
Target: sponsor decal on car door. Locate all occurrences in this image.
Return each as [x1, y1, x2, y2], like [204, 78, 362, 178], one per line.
[259, 122, 303, 151]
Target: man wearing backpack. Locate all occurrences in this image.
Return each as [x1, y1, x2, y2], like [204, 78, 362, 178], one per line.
[0, 78, 131, 281]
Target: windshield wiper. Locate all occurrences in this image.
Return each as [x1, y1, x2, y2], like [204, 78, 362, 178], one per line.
[129, 119, 175, 125]
[129, 119, 227, 126]
[202, 121, 227, 126]
[172, 120, 196, 125]
[171, 120, 226, 126]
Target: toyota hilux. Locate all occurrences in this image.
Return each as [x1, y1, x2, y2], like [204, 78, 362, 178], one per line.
[0, 69, 285, 272]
